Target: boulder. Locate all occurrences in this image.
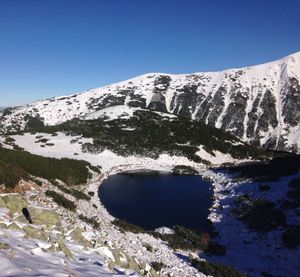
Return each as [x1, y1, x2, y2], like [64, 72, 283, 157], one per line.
[2, 194, 26, 214]
[150, 268, 159, 277]
[0, 197, 7, 208]
[139, 262, 159, 277]
[47, 239, 73, 259]
[0, 242, 9, 250]
[28, 207, 61, 229]
[8, 222, 22, 231]
[108, 260, 115, 271]
[23, 225, 48, 241]
[111, 249, 128, 268]
[0, 223, 8, 229]
[57, 239, 73, 258]
[69, 227, 91, 248]
[127, 256, 140, 272]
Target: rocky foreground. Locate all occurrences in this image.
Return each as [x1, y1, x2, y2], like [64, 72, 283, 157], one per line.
[0, 172, 206, 277]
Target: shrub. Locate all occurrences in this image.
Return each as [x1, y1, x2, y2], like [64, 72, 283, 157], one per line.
[70, 189, 91, 201]
[143, 243, 153, 252]
[228, 155, 300, 181]
[89, 165, 101, 174]
[287, 178, 300, 201]
[156, 225, 209, 251]
[282, 225, 300, 248]
[205, 241, 226, 256]
[4, 136, 15, 144]
[78, 214, 100, 229]
[39, 109, 265, 164]
[0, 160, 29, 187]
[51, 180, 72, 194]
[24, 115, 44, 129]
[232, 196, 286, 232]
[88, 191, 95, 196]
[150, 261, 165, 272]
[0, 147, 91, 188]
[259, 184, 270, 191]
[32, 178, 43, 186]
[51, 180, 91, 200]
[172, 165, 198, 175]
[189, 258, 246, 277]
[45, 190, 76, 211]
[36, 138, 49, 143]
[153, 226, 224, 253]
[112, 219, 145, 234]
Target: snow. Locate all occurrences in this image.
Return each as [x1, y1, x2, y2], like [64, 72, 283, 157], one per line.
[195, 145, 249, 164]
[1, 51, 300, 153]
[202, 170, 300, 277]
[0, 210, 140, 277]
[85, 105, 137, 121]
[11, 132, 210, 172]
[1, 51, 300, 277]
[2, 129, 300, 276]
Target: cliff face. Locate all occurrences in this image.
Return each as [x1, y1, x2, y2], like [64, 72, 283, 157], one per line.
[1, 52, 300, 152]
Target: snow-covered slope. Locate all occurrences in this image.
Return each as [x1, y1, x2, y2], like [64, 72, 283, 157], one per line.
[1, 51, 300, 152]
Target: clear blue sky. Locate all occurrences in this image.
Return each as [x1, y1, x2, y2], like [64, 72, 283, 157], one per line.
[1, 0, 300, 106]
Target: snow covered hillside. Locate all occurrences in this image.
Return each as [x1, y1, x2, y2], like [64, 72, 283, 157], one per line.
[1, 51, 300, 152]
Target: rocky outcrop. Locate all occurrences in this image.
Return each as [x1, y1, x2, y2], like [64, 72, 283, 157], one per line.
[1, 194, 27, 214]
[282, 77, 300, 127]
[0, 193, 163, 276]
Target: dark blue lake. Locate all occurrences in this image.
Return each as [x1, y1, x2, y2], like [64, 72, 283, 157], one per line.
[98, 173, 213, 232]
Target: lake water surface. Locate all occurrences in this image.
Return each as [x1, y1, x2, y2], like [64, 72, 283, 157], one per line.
[98, 172, 213, 232]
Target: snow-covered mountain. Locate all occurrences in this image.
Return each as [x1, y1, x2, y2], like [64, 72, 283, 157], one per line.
[1, 51, 300, 152]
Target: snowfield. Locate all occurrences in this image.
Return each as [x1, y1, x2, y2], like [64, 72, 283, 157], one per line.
[8, 132, 247, 173]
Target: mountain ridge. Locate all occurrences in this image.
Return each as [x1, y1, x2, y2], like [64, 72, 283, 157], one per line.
[1, 51, 300, 152]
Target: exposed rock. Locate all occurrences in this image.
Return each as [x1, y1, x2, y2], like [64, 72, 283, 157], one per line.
[221, 90, 248, 137]
[1, 52, 300, 153]
[0, 223, 8, 229]
[207, 87, 226, 126]
[0, 233, 8, 238]
[195, 94, 212, 122]
[139, 262, 159, 277]
[283, 78, 300, 126]
[57, 239, 73, 258]
[147, 75, 171, 113]
[0, 242, 9, 249]
[23, 225, 48, 241]
[48, 239, 73, 259]
[108, 260, 115, 271]
[246, 93, 262, 138]
[2, 194, 26, 214]
[69, 227, 91, 247]
[257, 90, 278, 132]
[8, 222, 22, 231]
[28, 207, 61, 229]
[127, 256, 140, 272]
[0, 197, 7, 208]
[172, 85, 200, 118]
[111, 249, 129, 268]
[150, 268, 159, 277]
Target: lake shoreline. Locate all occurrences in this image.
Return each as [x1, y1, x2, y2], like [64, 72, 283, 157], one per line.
[98, 171, 213, 232]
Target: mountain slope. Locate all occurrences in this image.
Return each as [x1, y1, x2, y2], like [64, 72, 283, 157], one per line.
[1, 51, 300, 152]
